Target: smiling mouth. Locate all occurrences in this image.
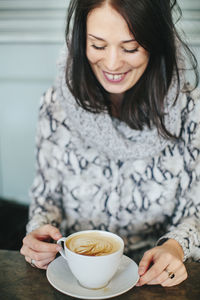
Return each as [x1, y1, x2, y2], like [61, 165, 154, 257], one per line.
[103, 71, 129, 83]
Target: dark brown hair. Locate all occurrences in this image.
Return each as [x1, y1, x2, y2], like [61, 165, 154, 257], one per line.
[65, 0, 199, 139]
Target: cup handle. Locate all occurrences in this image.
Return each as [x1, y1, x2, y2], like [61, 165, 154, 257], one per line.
[57, 237, 67, 260]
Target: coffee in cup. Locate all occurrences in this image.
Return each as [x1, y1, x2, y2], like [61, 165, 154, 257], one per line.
[57, 230, 124, 289]
[66, 231, 121, 256]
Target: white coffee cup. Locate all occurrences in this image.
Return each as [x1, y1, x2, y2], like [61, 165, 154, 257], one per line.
[57, 230, 124, 289]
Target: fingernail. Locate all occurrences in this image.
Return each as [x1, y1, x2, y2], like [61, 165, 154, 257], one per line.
[138, 267, 145, 275]
[136, 282, 140, 287]
[56, 245, 62, 251]
[55, 233, 62, 239]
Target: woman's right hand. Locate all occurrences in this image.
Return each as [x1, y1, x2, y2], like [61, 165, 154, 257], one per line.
[20, 224, 62, 269]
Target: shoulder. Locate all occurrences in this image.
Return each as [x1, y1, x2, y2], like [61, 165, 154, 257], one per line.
[179, 87, 200, 151]
[39, 87, 58, 114]
[180, 87, 200, 121]
[36, 87, 72, 143]
[39, 86, 68, 124]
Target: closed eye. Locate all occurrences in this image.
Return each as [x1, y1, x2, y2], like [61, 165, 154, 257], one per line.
[123, 48, 138, 53]
[91, 44, 139, 53]
[92, 44, 106, 50]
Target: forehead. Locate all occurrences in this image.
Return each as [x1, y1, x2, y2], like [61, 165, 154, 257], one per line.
[86, 3, 134, 40]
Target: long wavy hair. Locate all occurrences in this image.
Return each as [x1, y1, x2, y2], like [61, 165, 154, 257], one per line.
[65, 0, 199, 139]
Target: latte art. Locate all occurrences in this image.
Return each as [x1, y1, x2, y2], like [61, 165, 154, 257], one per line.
[68, 238, 113, 256]
[66, 233, 121, 256]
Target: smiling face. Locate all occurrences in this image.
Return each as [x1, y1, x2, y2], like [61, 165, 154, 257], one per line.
[86, 3, 150, 100]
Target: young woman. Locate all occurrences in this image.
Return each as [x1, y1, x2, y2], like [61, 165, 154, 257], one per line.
[20, 0, 200, 287]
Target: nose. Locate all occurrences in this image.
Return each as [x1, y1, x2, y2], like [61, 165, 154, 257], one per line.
[104, 47, 122, 72]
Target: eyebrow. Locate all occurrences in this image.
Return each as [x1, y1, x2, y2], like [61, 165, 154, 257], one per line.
[88, 34, 135, 43]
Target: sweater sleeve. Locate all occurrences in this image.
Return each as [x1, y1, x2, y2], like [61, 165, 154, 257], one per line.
[157, 89, 200, 262]
[26, 87, 64, 234]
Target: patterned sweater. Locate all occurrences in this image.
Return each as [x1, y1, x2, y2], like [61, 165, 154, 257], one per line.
[27, 50, 200, 262]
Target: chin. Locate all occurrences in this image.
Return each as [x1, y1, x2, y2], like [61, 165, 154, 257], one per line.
[100, 82, 122, 93]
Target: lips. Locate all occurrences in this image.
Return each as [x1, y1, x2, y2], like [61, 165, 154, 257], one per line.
[103, 71, 129, 83]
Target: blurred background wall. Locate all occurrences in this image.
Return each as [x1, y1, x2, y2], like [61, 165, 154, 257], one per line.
[0, 0, 200, 205]
[0, 0, 68, 204]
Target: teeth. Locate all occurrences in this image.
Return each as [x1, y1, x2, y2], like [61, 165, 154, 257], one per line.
[105, 73, 123, 81]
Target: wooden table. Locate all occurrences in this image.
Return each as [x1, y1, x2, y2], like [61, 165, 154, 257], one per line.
[0, 250, 199, 300]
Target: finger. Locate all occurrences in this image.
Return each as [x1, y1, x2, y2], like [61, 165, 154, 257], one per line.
[21, 244, 57, 262]
[36, 256, 56, 269]
[148, 264, 187, 286]
[147, 266, 176, 285]
[23, 234, 62, 253]
[39, 264, 49, 270]
[161, 266, 188, 287]
[34, 224, 62, 241]
[25, 255, 56, 270]
[147, 270, 169, 285]
[161, 272, 188, 287]
[138, 260, 167, 286]
[146, 264, 177, 285]
[138, 249, 155, 276]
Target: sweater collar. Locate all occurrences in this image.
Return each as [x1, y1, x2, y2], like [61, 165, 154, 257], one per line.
[55, 45, 185, 161]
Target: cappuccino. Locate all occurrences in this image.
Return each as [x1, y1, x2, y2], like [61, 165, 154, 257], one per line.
[66, 232, 121, 256]
[57, 230, 124, 289]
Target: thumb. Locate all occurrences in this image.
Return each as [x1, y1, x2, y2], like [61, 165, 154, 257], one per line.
[138, 249, 155, 276]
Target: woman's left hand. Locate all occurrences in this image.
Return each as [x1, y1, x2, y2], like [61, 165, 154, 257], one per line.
[136, 239, 188, 287]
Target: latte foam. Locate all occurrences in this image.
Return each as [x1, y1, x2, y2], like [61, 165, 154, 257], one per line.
[66, 232, 121, 256]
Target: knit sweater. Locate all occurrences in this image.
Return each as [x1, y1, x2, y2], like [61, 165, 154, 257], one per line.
[27, 48, 200, 262]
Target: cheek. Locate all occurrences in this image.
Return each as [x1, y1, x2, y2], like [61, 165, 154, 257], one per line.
[86, 47, 101, 64]
[130, 47, 149, 69]
[130, 54, 149, 69]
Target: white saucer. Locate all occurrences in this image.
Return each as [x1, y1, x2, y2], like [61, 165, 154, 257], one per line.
[46, 255, 139, 299]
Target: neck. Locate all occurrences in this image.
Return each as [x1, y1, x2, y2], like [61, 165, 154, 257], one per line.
[109, 93, 124, 104]
[109, 93, 124, 118]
